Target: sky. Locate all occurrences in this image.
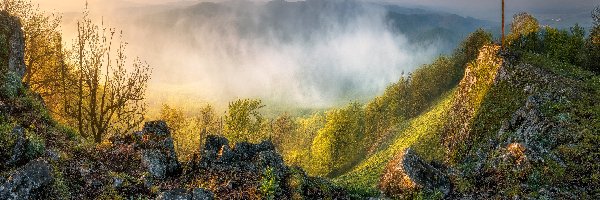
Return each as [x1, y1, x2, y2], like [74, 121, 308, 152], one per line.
[31, 0, 600, 22]
[25, 0, 599, 113]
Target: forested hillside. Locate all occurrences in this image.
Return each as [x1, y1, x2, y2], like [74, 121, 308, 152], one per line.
[1, 0, 600, 199]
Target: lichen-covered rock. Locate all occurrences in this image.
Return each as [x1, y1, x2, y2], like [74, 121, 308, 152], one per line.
[379, 148, 451, 198]
[196, 135, 286, 197]
[144, 121, 171, 137]
[156, 189, 191, 200]
[0, 10, 25, 78]
[142, 149, 168, 180]
[139, 120, 181, 180]
[0, 159, 53, 200]
[7, 126, 26, 166]
[193, 135, 348, 199]
[0, 11, 25, 99]
[192, 188, 214, 200]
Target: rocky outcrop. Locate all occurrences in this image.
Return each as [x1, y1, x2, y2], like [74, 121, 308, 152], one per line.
[195, 135, 287, 197]
[139, 121, 182, 180]
[156, 189, 191, 200]
[156, 188, 214, 200]
[190, 135, 348, 199]
[0, 159, 53, 200]
[6, 126, 26, 166]
[0, 10, 25, 78]
[379, 148, 451, 198]
[191, 188, 214, 200]
[443, 44, 503, 157]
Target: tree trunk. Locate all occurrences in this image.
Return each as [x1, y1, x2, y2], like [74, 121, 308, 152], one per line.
[502, 0, 505, 48]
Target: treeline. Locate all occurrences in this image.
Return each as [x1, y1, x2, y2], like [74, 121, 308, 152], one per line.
[2, 0, 151, 143]
[507, 11, 600, 73]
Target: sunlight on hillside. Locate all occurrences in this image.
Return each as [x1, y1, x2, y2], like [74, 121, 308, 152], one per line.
[334, 91, 455, 195]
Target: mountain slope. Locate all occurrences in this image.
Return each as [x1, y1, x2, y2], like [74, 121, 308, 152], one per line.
[335, 38, 600, 198]
[334, 90, 454, 196]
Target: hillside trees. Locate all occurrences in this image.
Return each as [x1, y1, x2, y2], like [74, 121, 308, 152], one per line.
[160, 104, 219, 161]
[506, 11, 600, 73]
[271, 113, 296, 151]
[310, 102, 365, 177]
[362, 30, 491, 154]
[586, 6, 600, 73]
[224, 99, 265, 143]
[507, 12, 539, 43]
[283, 112, 325, 167]
[1, 0, 74, 122]
[2, 1, 151, 142]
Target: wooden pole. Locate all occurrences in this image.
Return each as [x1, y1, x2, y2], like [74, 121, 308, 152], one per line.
[502, 0, 505, 48]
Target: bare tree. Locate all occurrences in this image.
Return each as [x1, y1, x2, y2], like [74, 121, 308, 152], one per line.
[70, 8, 151, 142]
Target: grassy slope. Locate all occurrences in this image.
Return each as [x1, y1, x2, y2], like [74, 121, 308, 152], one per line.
[333, 91, 454, 196]
[333, 48, 600, 198]
[456, 52, 600, 197]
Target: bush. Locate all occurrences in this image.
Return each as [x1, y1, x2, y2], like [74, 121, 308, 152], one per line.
[25, 131, 46, 160]
[453, 28, 493, 69]
[224, 99, 265, 143]
[0, 71, 23, 98]
[0, 122, 16, 169]
[260, 167, 279, 200]
[507, 12, 540, 43]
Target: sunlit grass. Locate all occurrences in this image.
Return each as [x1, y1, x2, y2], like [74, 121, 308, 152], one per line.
[333, 91, 455, 196]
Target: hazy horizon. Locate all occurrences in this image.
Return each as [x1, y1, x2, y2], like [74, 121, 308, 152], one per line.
[26, 0, 600, 114]
[32, 0, 599, 23]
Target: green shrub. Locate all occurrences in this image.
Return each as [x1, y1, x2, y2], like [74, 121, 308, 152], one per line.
[50, 165, 71, 199]
[25, 132, 46, 160]
[0, 32, 7, 67]
[224, 99, 265, 143]
[453, 28, 493, 69]
[0, 122, 16, 168]
[260, 167, 278, 200]
[56, 124, 79, 141]
[0, 71, 23, 98]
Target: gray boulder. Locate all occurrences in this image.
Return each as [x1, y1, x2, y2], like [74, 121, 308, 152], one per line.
[7, 126, 26, 166]
[143, 121, 171, 137]
[139, 120, 181, 180]
[156, 189, 191, 200]
[0, 159, 53, 200]
[192, 188, 214, 200]
[0, 11, 25, 78]
[379, 148, 451, 198]
[141, 149, 168, 180]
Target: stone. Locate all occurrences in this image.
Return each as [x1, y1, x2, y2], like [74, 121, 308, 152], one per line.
[7, 126, 26, 166]
[203, 135, 229, 153]
[0, 11, 25, 79]
[156, 189, 191, 200]
[192, 188, 214, 200]
[143, 121, 171, 137]
[256, 140, 276, 152]
[379, 148, 451, 198]
[232, 142, 257, 161]
[141, 149, 167, 180]
[0, 159, 53, 200]
[113, 177, 124, 189]
[139, 121, 181, 179]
